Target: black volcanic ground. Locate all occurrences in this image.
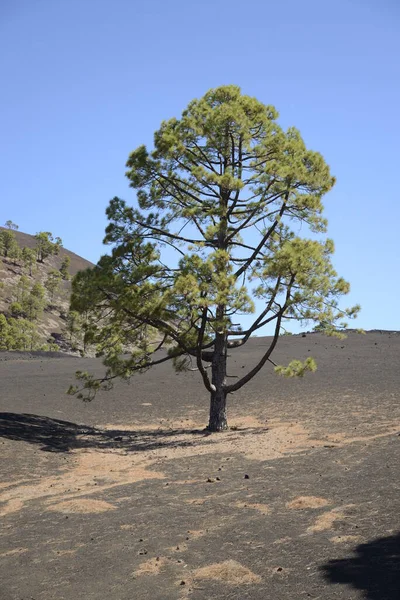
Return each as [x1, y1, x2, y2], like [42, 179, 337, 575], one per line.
[1, 332, 399, 600]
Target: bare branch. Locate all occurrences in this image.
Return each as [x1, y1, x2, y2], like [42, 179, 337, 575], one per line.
[233, 199, 287, 280]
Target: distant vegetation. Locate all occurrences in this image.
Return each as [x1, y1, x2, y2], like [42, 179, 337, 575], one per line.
[0, 221, 89, 352]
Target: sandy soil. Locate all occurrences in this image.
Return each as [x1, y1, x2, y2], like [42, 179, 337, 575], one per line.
[0, 332, 399, 600]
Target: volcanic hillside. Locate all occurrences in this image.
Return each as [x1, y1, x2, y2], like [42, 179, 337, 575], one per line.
[0, 228, 93, 349]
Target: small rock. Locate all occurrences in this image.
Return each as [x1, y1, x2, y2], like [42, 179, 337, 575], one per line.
[244, 474, 250, 479]
[180, 581, 186, 586]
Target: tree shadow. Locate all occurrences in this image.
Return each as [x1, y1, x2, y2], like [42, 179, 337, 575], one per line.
[0, 412, 211, 453]
[321, 531, 400, 600]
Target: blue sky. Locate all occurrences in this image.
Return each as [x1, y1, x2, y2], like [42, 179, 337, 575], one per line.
[0, 0, 399, 331]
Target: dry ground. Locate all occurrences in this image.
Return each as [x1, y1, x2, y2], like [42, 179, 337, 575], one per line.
[0, 332, 399, 599]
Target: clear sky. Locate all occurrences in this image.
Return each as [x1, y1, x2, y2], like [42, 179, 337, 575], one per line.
[1, 0, 399, 332]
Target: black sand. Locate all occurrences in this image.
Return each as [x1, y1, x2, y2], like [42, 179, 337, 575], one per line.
[1, 332, 399, 599]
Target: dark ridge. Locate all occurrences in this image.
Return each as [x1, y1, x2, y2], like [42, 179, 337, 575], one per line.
[0, 227, 94, 276]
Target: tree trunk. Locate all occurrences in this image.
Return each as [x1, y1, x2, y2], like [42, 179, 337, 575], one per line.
[208, 330, 228, 431]
[208, 388, 228, 431]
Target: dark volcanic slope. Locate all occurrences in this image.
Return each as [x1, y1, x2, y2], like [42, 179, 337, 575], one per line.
[0, 228, 94, 342]
[0, 332, 399, 600]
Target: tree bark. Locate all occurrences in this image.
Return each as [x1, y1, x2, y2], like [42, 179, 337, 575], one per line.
[208, 388, 228, 431]
[208, 331, 228, 431]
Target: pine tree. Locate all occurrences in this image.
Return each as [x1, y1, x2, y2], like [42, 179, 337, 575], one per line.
[0, 229, 19, 258]
[35, 232, 62, 263]
[23, 282, 46, 321]
[21, 247, 37, 276]
[15, 275, 31, 303]
[64, 310, 85, 351]
[0, 313, 53, 351]
[59, 255, 71, 280]
[4, 220, 19, 230]
[69, 86, 359, 431]
[0, 314, 11, 350]
[45, 270, 62, 302]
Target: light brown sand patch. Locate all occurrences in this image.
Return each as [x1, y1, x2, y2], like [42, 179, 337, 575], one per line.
[0, 451, 164, 515]
[235, 501, 270, 515]
[120, 524, 135, 530]
[187, 530, 207, 539]
[53, 544, 85, 556]
[0, 548, 28, 557]
[330, 535, 361, 544]
[101, 418, 311, 463]
[308, 510, 341, 532]
[170, 479, 204, 486]
[47, 498, 116, 514]
[185, 498, 207, 506]
[193, 560, 261, 585]
[307, 506, 354, 533]
[286, 496, 330, 510]
[0, 480, 29, 491]
[134, 557, 167, 577]
[324, 433, 347, 443]
[167, 543, 188, 553]
[0, 499, 24, 517]
[312, 421, 400, 448]
[229, 415, 268, 429]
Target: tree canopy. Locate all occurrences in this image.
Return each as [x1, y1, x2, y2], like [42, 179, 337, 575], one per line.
[35, 232, 62, 263]
[4, 220, 19, 231]
[70, 85, 359, 430]
[0, 229, 19, 259]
